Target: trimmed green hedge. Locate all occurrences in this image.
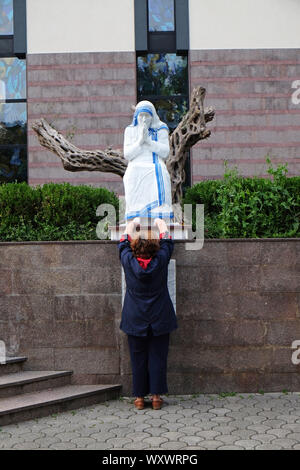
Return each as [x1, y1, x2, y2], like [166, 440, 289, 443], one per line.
[0, 182, 119, 241]
[182, 157, 300, 238]
[0, 157, 299, 241]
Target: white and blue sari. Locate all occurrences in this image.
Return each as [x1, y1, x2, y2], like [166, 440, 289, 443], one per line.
[123, 101, 174, 222]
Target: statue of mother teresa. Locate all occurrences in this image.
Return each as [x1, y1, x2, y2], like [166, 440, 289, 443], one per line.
[123, 100, 174, 223]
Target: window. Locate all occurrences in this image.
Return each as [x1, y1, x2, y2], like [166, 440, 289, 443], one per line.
[0, 0, 13, 35]
[0, 0, 27, 183]
[137, 53, 188, 131]
[148, 0, 175, 32]
[136, 0, 190, 187]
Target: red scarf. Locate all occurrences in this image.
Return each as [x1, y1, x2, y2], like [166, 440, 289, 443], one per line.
[136, 257, 152, 269]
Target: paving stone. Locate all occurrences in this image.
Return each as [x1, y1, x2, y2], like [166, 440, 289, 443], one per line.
[246, 424, 271, 433]
[144, 418, 169, 427]
[284, 432, 300, 443]
[143, 427, 169, 437]
[88, 432, 116, 441]
[12, 442, 41, 449]
[217, 445, 246, 450]
[211, 407, 232, 415]
[160, 441, 188, 450]
[231, 429, 256, 439]
[33, 437, 62, 446]
[125, 431, 152, 441]
[196, 430, 221, 439]
[163, 422, 186, 432]
[180, 426, 207, 435]
[179, 409, 199, 417]
[266, 428, 290, 438]
[105, 437, 133, 447]
[194, 421, 218, 430]
[210, 424, 238, 434]
[226, 411, 252, 420]
[199, 440, 224, 449]
[141, 436, 168, 447]
[190, 412, 217, 421]
[183, 446, 206, 450]
[179, 435, 205, 446]
[210, 416, 234, 424]
[48, 441, 78, 449]
[243, 415, 267, 424]
[160, 431, 185, 440]
[250, 433, 277, 444]
[0, 432, 13, 440]
[161, 413, 185, 422]
[85, 442, 112, 450]
[0, 438, 26, 448]
[70, 437, 97, 448]
[132, 423, 152, 432]
[217, 434, 241, 445]
[258, 410, 285, 419]
[282, 424, 300, 433]
[255, 444, 284, 450]
[259, 419, 287, 427]
[123, 441, 149, 449]
[275, 414, 300, 423]
[268, 438, 299, 448]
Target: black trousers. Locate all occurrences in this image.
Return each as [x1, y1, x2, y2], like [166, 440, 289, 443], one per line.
[127, 325, 170, 397]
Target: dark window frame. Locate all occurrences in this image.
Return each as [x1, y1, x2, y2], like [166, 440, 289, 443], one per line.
[147, 0, 176, 53]
[135, 0, 191, 189]
[0, 0, 28, 184]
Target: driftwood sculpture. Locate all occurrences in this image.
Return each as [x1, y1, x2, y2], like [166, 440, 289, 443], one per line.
[32, 86, 214, 204]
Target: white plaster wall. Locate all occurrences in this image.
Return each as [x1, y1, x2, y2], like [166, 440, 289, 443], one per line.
[26, 0, 135, 53]
[189, 0, 300, 49]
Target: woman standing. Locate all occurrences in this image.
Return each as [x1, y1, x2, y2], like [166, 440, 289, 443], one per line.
[118, 217, 177, 410]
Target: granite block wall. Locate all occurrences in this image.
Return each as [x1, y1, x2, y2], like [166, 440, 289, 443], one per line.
[0, 239, 299, 395]
[27, 51, 136, 194]
[190, 48, 300, 181]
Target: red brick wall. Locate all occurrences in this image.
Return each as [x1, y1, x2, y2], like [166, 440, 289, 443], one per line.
[27, 52, 136, 195]
[190, 48, 300, 182]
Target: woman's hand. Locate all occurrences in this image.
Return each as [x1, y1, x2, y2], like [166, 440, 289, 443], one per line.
[154, 218, 168, 234]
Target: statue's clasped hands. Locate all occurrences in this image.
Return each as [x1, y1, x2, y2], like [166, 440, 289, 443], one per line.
[137, 114, 152, 147]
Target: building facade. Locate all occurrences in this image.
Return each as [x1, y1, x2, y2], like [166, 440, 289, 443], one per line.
[1, 0, 300, 194]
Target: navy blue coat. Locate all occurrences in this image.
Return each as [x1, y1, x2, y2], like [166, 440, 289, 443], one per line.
[118, 235, 178, 337]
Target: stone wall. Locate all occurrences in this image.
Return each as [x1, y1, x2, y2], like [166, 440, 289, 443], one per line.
[190, 48, 300, 181]
[27, 51, 136, 194]
[0, 239, 299, 395]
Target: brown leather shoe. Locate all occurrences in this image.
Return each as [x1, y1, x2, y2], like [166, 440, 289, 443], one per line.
[134, 397, 145, 410]
[151, 397, 163, 410]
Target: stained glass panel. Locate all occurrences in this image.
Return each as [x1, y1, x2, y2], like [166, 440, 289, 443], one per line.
[149, 96, 188, 130]
[0, 102, 27, 183]
[137, 54, 188, 96]
[0, 102, 26, 137]
[0, 0, 13, 35]
[0, 145, 27, 183]
[0, 58, 26, 100]
[148, 0, 174, 32]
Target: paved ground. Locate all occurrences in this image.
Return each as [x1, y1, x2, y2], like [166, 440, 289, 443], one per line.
[1, 392, 300, 450]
